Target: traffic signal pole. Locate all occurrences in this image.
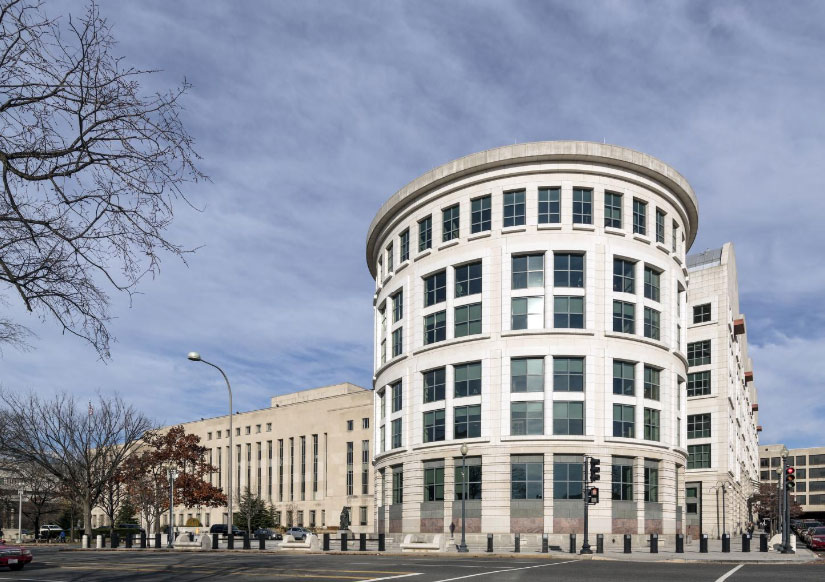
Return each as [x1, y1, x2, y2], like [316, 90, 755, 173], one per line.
[581, 457, 592, 554]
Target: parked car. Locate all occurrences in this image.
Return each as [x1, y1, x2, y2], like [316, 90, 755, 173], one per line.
[807, 526, 825, 550]
[209, 524, 246, 537]
[284, 527, 311, 541]
[38, 525, 63, 539]
[802, 523, 822, 545]
[116, 524, 146, 535]
[253, 528, 282, 540]
[0, 541, 33, 570]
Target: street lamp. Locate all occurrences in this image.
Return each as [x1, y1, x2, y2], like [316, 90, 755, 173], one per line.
[715, 481, 729, 538]
[167, 466, 178, 548]
[457, 443, 468, 553]
[187, 352, 234, 538]
[17, 488, 23, 543]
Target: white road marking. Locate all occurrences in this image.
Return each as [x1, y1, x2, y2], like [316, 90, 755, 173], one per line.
[0, 578, 67, 582]
[715, 564, 744, 582]
[360, 574, 421, 582]
[428, 559, 578, 582]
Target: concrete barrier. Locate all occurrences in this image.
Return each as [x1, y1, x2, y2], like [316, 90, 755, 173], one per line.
[400, 534, 445, 553]
[280, 533, 320, 552]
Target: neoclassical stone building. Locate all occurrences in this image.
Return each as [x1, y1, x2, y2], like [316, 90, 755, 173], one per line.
[366, 141, 699, 538]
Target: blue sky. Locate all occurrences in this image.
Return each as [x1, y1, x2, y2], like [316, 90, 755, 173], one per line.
[2, 0, 823, 448]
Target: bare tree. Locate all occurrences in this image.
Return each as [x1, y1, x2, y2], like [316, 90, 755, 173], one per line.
[0, 390, 153, 535]
[0, 0, 204, 357]
[17, 463, 61, 537]
[96, 451, 126, 536]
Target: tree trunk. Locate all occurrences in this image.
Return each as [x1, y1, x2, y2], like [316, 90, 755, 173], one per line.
[84, 493, 92, 536]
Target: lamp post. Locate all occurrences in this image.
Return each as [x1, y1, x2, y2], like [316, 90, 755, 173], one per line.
[17, 488, 23, 543]
[187, 352, 234, 536]
[457, 443, 468, 553]
[167, 466, 178, 548]
[715, 480, 729, 538]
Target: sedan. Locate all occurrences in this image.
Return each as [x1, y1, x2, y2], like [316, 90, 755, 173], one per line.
[0, 542, 33, 571]
[253, 528, 282, 540]
[807, 526, 825, 550]
[284, 527, 311, 541]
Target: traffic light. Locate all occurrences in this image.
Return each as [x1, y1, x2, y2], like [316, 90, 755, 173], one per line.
[587, 487, 599, 504]
[786, 466, 796, 490]
[589, 457, 601, 482]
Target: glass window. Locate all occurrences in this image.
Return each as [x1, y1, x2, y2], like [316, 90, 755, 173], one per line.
[391, 418, 402, 449]
[687, 413, 711, 439]
[455, 302, 482, 337]
[643, 366, 660, 400]
[455, 261, 482, 297]
[418, 216, 432, 252]
[613, 259, 635, 293]
[554, 296, 584, 328]
[644, 465, 659, 502]
[687, 340, 711, 366]
[454, 404, 481, 439]
[511, 357, 544, 392]
[511, 457, 543, 499]
[612, 460, 633, 500]
[391, 381, 402, 412]
[644, 307, 660, 340]
[511, 401, 544, 435]
[553, 357, 584, 392]
[613, 404, 635, 438]
[655, 209, 665, 244]
[424, 311, 446, 344]
[553, 458, 583, 499]
[454, 362, 481, 397]
[503, 190, 526, 227]
[386, 242, 394, 272]
[687, 444, 711, 469]
[423, 368, 446, 403]
[687, 371, 711, 396]
[511, 296, 543, 330]
[693, 303, 711, 323]
[471, 196, 491, 233]
[672, 220, 678, 253]
[392, 290, 403, 322]
[613, 360, 635, 395]
[553, 253, 584, 287]
[553, 402, 584, 435]
[443, 204, 460, 242]
[424, 270, 446, 307]
[392, 466, 403, 504]
[633, 199, 647, 235]
[613, 300, 635, 334]
[604, 192, 622, 228]
[399, 229, 409, 262]
[455, 463, 482, 500]
[573, 188, 592, 224]
[644, 267, 660, 302]
[644, 408, 660, 441]
[538, 187, 560, 224]
[424, 466, 444, 501]
[423, 410, 446, 443]
[392, 327, 402, 357]
[512, 254, 544, 289]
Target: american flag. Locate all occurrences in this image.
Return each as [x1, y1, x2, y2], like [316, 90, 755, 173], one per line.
[88, 402, 93, 416]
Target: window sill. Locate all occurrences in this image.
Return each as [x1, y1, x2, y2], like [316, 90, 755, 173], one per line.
[502, 226, 527, 235]
[605, 226, 626, 237]
[537, 223, 562, 230]
[468, 231, 491, 241]
[604, 331, 670, 352]
[395, 261, 409, 274]
[687, 393, 715, 401]
[632, 234, 651, 245]
[655, 243, 670, 255]
[501, 328, 594, 337]
[439, 239, 460, 251]
[688, 320, 716, 329]
[414, 249, 432, 262]
[673, 255, 683, 266]
[413, 333, 490, 356]
[572, 223, 595, 231]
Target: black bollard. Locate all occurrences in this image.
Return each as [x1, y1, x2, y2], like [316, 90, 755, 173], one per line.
[722, 533, 730, 553]
[569, 533, 576, 554]
[323, 533, 330, 551]
[760, 533, 768, 552]
[542, 534, 548, 553]
[112, 533, 119, 549]
[486, 533, 493, 553]
[341, 533, 348, 551]
[378, 533, 385, 551]
[742, 533, 750, 553]
[650, 533, 658, 553]
[258, 534, 265, 550]
[212, 533, 219, 549]
[596, 534, 604, 554]
[515, 533, 520, 553]
[623, 534, 631, 553]
[101, 535, 107, 548]
[228, 533, 234, 549]
[140, 532, 147, 549]
[125, 533, 133, 548]
[243, 531, 250, 550]
[676, 533, 684, 553]
[154, 533, 161, 548]
[359, 533, 366, 551]
[700, 533, 708, 553]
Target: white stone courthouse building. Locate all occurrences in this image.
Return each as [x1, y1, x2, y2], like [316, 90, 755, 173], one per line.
[366, 141, 758, 539]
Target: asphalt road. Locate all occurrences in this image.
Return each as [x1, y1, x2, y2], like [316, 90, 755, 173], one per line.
[2, 548, 822, 582]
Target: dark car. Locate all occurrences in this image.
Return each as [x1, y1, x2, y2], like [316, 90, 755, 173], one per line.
[209, 524, 246, 537]
[253, 528, 282, 540]
[116, 524, 146, 535]
[284, 527, 311, 541]
[0, 542, 33, 571]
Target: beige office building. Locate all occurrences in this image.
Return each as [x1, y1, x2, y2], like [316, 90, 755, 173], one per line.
[760, 445, 825, 517]
[92, 383, 374, 534]
[683, 244, 760, 537]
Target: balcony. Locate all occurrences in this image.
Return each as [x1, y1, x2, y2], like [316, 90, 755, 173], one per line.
[733, 318, 746, 335]
[745, 371, 754, 383]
